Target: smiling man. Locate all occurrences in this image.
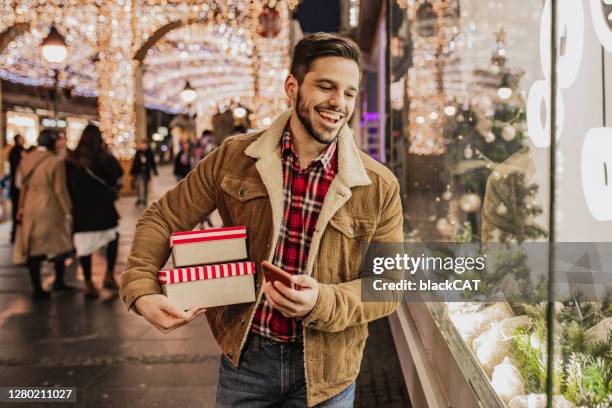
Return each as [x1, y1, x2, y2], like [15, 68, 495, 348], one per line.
[119, 33, 403, 407]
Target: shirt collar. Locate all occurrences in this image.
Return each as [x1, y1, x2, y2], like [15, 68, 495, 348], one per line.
[280, 125, 337, 172]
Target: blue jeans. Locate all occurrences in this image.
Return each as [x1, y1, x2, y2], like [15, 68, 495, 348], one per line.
[215, 333, 356, 407]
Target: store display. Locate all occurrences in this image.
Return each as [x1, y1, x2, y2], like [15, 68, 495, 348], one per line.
[491, 357, 524, 404]
[472, 315, 531, 376]
[390, 1, 610, 407]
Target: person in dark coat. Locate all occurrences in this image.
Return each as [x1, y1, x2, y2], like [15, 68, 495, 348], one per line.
[9, 134, 25, 243]
[66, 124, 123, 299]
[173, 141, 192, 181]
[130, 140, 157, 206]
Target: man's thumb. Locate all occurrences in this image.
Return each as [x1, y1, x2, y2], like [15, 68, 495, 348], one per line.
[161, 297, 188, 319]
[292, 274, 314, 287]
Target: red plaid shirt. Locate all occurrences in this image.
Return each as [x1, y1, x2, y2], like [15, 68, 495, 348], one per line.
[250, 126, 338, 342]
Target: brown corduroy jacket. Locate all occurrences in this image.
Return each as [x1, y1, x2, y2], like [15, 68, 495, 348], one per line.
[119, 110, 404, 406]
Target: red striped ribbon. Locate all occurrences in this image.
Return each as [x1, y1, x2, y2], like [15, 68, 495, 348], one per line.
[159, 261, 255, 284]
[170, 226, 247, 246]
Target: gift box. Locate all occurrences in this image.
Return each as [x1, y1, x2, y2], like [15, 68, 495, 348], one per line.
[170, 226, 248, 267]
[159, 261, 256, 310]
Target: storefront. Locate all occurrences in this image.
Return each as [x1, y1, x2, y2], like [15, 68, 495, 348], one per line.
[6, 111, 39, 146]
[386, 0, 611, 407]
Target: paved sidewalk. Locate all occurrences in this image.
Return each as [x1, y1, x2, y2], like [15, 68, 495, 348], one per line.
[0, 164, 409, 407]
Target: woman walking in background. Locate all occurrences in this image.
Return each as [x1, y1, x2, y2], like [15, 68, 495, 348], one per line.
[66, 124, 123, 299]
[13, 129, 74, 300]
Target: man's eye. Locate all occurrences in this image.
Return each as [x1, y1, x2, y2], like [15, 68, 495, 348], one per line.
[319, 86, 332, 91]
[345, 93, 356, 98]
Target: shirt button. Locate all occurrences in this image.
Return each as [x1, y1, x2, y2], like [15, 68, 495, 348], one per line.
[348, 225, 355, 236]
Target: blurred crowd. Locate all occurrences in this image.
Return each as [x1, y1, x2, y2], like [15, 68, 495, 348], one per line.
[3, 125, 165, 301]
[2, 124, 230, 301]
[173, 129, 216, 182]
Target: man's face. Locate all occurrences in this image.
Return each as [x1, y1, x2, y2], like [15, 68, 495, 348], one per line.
[287, 56, 360, 145]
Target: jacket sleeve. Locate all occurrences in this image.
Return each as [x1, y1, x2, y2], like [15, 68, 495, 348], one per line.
[119, 142, 226, 311]
[53, 159, 72, 217]
[302, 179, 404, 333]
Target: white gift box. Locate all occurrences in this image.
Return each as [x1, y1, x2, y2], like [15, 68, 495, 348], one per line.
[170, 226, 248, 268]
[159, 261, 256, 310]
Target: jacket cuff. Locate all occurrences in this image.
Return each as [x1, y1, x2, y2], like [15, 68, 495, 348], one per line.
[120, 278, 163, 313]
[302, 283, 334, 330]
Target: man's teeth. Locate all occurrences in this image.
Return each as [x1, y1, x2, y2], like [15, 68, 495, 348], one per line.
[318, 111, 342, 121]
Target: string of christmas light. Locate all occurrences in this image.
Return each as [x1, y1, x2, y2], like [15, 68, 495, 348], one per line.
[0, 0, 299, 157]
[405, 0, 459, 155]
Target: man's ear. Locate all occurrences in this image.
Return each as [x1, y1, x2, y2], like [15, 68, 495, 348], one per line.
[284, 75, 298, 103]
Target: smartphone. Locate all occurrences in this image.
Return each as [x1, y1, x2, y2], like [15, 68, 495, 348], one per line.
[261, 261, 294, 289]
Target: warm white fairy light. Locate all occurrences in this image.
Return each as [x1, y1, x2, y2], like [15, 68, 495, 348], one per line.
[0, 0, 296, 157]
[406, 0, 459, 155]
[349, 0, 360, 28]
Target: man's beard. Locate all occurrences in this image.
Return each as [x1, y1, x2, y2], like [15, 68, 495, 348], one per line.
[295, 91, 346, 145]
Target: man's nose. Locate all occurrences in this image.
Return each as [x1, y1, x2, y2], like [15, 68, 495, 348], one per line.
[328, 91, 344, 109]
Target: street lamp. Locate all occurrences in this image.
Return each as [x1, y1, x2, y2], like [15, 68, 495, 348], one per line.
[41, 26, 67, 64]
[40, 26, 67, 120]
[180, 81, 196, 103]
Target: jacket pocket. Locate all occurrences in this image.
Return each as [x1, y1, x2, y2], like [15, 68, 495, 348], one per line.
[220, 174, 271, 234]
[220, 174, 268, 202]
[328, 212, 375, 239]
[321, 212, 376, 282]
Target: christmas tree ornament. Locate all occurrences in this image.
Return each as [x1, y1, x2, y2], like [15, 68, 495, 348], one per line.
[496, 203, 508, 215]
[442, 190, 453, 201]
[488, 64, 501, 74]
[459, 193, 482, 213]
[435, 217, 450, 233]
[464, 144, 474, 159]
[502, 125, 517, 141]
[484, 131, 496, 143]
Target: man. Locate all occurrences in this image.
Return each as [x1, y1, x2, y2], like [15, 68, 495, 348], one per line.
[120, 33, 403, 407]
[9, 134, 25, 243]
[130, 140, 158, 206]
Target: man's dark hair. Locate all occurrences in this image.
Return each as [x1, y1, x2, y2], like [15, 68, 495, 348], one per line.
[290, 32, 362, 84]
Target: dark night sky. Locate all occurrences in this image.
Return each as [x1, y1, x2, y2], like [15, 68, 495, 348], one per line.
[292, 0, 341, 33]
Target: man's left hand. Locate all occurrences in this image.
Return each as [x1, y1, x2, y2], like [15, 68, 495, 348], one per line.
[263, 274, 319, 318]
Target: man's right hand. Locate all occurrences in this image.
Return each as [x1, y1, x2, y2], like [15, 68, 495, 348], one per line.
[133, 294, 206, 333]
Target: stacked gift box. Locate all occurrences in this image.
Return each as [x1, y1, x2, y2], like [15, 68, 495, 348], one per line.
[159, 226, 256, 310]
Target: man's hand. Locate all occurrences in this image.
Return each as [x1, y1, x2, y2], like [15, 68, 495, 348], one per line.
[133, 294, 206, 333]
[263, 274, 319, 318]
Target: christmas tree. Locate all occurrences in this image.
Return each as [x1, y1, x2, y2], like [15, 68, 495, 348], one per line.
[444, 28, 545, 242]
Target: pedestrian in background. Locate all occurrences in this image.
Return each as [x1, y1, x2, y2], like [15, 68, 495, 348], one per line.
[66, 124, 123, 299]
[173, 141, 191, 181]
[9, 134, 25, 243]
[130, 140, 157, 206]
[13, 129, 74, 300]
